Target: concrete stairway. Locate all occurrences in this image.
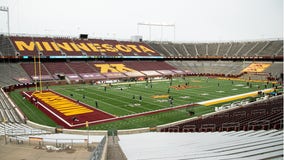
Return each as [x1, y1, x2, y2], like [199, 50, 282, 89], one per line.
[107, 136, 127, 160]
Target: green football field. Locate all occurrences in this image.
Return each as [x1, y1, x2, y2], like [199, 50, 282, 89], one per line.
[10, 77, 278, 130]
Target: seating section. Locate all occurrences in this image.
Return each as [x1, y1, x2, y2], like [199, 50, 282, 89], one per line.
[167, 61, 250, 75]
[19, 61, 178, 81]
[0, 89, 22, 123]
[259, 41, 283, 56]
[119, 130, 283, 160]
[146, 40, 283, 57]
[43, 62, 75, 75]
[236, 42, 258, 56]
[123, 61, 176, 71]
[66, 62, 97, 73]
[32, 37, 62, 56]
[20, 63, 54, 81]
[9, 36, 37, 56]
[246, 41, 268, 56]
[265, 62, 283, 77]
[1, 35, 283, 57]
[0, 36, 15, 56]
[0, 60, 280, 85]
[226, 42, 243, 56]
[160, 95, 283, 132]
[0, 63, 31, 86]
[241, 63, 272, 73]
[8, 36, 160, 57]
[0, 123, 50, 136]
[13, 60, 284, 83]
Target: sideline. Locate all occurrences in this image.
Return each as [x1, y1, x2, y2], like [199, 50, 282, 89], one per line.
[198, 88, 275, 106]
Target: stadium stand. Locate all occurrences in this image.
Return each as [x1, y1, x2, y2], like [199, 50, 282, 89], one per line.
[53, 37, 83, 56]
[67, 62, 97, 73]
[0, 35, 15, 56]
[44, 62, 75, 75]
[235, 41, 257, 56]
[146, 40, 283, 57]
[159, 95, 283, 132]
[226, 42, 243, 56]
[183, 43, 198, 56]
[146, 42, 171, 57]
[0, 34, 283, 160]
[119, 130, 283, 160]
[160, 42, 179, 57]
[266, 62, 283, 77]
[32, 37, 62, 56]
[246, 41, 268, 56]
[5, 35, 160, 57]
[0, 63, 31, 86]
[166, 61, 250, 75]
[216, 43, 231, 56]
[195, 43, 207, 56]
[9, 36, 38, 56]
[1, 35, 283, 58]
[207, 43, 219, 56]
[0, 123, 49, 136]
[20, 63, 54, 81]
[259, 41, 283, 56]
[0, 89, 22, 123]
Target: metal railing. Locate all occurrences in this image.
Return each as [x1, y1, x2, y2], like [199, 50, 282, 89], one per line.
[89, 136, 107, 160]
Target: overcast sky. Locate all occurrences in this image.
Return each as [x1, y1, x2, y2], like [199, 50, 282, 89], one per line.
[0, 0, 283, 42]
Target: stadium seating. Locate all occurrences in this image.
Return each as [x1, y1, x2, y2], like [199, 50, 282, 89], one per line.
[67, 62, 97, 73]
[166, 61, 250, 75]
[266, 62, 283, 77]
[0, 63, 31, 86]
[1, 35, 283, 57]
[216, 43, 231, 56]
[146, 40, 283, 57]
[6, 36, 161, 57]
[20, 63, 54, 81]
[195, 43, 207, 56]
[4, 59, 282, 86]
[0, 89, 22, 123]
[246, 41, 268, 56]
[9, 36, 37, 56]
[33, 37, 62, 56]
[226, 42, 243, 56]
[159, 43, 179, 57]
[259, 41, 283, 56]
[119, 130, 283, 160]
[160, 95, 283, 132]
[0, 123, 49, 136]
[0, 35, 15, 56]
[123, 61, 176, 71]
[235, 42, 257, 56]
[43, 62, 75, 75]
[207, 43, 219, 56]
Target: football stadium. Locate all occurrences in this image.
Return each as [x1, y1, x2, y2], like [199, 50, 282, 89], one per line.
[0, 0, 283, 160]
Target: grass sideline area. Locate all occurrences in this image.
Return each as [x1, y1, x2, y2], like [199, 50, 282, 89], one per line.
[9, 77, 280, 130]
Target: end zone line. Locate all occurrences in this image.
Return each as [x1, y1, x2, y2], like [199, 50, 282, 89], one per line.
[36, 101, 73, 127]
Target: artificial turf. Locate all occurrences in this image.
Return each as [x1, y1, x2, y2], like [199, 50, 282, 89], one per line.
[9, 77, 277, 130]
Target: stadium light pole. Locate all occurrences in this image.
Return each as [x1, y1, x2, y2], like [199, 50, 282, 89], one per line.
[0, 6, 10, 35]
[137, 22, 175, 42]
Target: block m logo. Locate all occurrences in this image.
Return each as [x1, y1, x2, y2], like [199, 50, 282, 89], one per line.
[95, 64, 136, 73]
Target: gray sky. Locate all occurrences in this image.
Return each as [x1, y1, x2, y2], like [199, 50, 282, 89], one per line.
[0, 0, 283, 42]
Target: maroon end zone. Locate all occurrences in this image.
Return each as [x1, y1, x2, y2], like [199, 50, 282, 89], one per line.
[22, 90, 116, 128]
[22, 90, 197, 129]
